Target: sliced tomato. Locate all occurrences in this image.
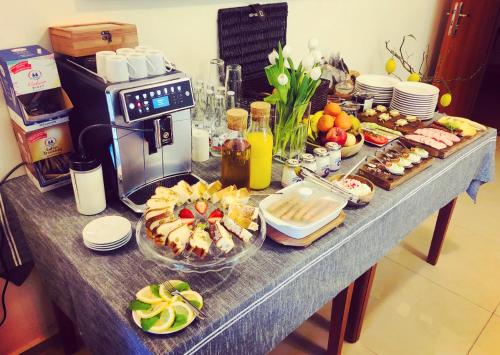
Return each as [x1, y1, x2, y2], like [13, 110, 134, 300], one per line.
[364, 131, 389, 145]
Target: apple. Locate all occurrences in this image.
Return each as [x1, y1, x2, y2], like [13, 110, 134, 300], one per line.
[345, 133, 357, 147]
[325, 127, 347, 146]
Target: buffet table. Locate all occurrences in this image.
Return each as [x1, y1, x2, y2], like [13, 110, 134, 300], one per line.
[1, 129, 496, 355]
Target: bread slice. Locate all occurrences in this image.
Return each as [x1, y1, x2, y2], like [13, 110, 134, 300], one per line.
[212, 221, 235, 253]
[187, 227, 212, 258]
[171, 181, 192, 205]
[167, 224, 192, 255]
[155, 219, 183, 246]
[203, 180, 222, 200]
[221, 215, 253, 243]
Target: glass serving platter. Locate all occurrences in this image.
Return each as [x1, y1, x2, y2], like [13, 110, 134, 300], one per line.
[135, 202, 266, 273]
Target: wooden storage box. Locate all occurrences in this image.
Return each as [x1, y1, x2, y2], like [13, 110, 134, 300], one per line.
[49, 22, 138, 57]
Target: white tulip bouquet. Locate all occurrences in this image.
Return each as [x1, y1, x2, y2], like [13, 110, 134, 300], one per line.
[264, 39, 323, 159]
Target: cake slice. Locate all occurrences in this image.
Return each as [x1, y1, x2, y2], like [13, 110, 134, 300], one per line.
[171, 181, 192, 205]
[203, 180, 222, 200]
[211, 185, 236, 204]
[236, 188, 250, 205]
[145, 208, 174, 232]
[228, 203, 259, 220]
[221, 215, 253, 243]
[166, 224, 192, 255]
[211, 221, 235, 253]
[189, 181, 208, 202]
[154, 186, 179, 204]
[154, 219, 183, 246]
[187, 226, 212, 258]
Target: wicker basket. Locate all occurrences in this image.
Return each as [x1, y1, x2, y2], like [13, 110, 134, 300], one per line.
[218, 3, 288, 96]
[310, 79, 330, 114]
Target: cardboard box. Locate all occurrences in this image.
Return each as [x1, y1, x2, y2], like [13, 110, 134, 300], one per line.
[0, 45, 72, 125]
[11, 120, 73, 164]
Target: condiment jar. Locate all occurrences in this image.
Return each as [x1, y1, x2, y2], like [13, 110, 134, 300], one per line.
[299, 153, 317, 172]
[281, 158, 302, 187]
[325, 142, 342, 172]
[313, 147, 330, 177]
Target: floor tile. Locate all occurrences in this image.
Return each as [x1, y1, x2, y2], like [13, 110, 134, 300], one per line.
[469, 314, 500, 355]
[356, 258, 491, 355]
[386, 211, 500, 311]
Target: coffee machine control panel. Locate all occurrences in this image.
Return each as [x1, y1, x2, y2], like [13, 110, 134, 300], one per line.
[119, 78, 194, 122]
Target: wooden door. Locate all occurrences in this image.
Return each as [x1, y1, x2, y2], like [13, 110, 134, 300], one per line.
[433, 0, 500, 118]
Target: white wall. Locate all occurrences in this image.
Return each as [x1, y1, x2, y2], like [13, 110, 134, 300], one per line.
[0, 0, 448, 178]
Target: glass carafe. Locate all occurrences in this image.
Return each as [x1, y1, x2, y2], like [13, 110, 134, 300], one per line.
[221, 108, 251, 188]
[225, 64, 242, 107]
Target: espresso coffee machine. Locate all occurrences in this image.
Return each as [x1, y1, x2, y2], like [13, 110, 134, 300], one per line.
[57, 57, 198, 213]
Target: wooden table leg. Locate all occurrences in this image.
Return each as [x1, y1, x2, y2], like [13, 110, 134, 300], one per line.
[427, 198, 457, 265]
[327, 283, 354, 355]
[345, 264, 377, 343]
[52, 302, 79, 354]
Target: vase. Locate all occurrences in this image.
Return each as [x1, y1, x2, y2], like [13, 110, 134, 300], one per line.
[273, 102, 311, 161]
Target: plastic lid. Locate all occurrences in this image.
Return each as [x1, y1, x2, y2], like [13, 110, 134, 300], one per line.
[69, 153, 100, 172]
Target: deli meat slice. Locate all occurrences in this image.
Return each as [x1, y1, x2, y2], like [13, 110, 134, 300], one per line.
[415, 128, 453, 146]
[405, 134, 447, 150]
[424, 128, 460, 142]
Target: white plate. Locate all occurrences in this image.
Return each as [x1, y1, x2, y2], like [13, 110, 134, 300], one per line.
[84, 235, 131, 251]
[131, 309, 196, 334]
[259, 181, 347, 239]
[394, 82, 439, 96]
[356, 74, 400, 88]
[84, 231, 132, 247]
[83, 216, 132, 245]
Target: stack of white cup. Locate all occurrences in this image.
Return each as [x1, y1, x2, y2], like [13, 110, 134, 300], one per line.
[95, 45, 174, 83]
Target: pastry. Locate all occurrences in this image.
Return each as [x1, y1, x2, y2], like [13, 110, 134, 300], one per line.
[167, 224, 192, 255]
[187, 227, 212, 258]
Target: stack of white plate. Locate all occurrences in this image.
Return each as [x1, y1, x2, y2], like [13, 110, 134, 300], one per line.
[83, 216, 132, 251]
[355, 74, 400, 105]
[390, 82, 439, 121]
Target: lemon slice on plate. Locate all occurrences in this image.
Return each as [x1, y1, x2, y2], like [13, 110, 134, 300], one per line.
[180, 290, 203, 310]
[149, 306, 175, 332]
[135, 301, 168, 319]
[168, 301, 195, 333]
[159, 285, 173, 302]
[136, 285, 163, 304]
[168, 280, 191, 292]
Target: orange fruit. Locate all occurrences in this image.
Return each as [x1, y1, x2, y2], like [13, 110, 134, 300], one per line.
[324, 102, 342, 117]
[334, 111, 352, 130]
[317, 114, 335, 133]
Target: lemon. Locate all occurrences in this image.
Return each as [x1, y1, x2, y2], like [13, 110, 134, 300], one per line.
[149, 306, 175, 332]
[169, 301, 195, 332]
[135, 301, 168, 319]
[168, 280, 191, 292]
[180, 290, 204, 310]
[136, 285, 163, 304]
[407, 73, 421, 82]
[385, 58, 396, 74]
[440, 93, 452, 107]
[159, 285, 173, 302]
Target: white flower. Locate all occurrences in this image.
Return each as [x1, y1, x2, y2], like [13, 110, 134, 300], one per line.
[311, 50, 323, 63]
[277, 73, 288, 86]
[268, 50, 279, 65]
[302, 55, 314, 71]
[308, 38, 319, 50]
[309, 67, 322, 81]
[282, 44, 292, 58]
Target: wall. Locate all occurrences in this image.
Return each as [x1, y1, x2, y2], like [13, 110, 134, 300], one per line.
[0, 0, 447, 352]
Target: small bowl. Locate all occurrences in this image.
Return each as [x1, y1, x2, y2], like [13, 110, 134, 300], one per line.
[328, 174, 375, 205]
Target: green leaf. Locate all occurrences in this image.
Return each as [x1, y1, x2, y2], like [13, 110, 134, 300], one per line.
[141, 314, 161, 331]
[173, 281, 190, 292]
[150, 284, 160, 298]
[189, 300, 202, 310]
[170, 313, 188, 331]
[407, 34, 416, 40]
[129, 299, 152, 311]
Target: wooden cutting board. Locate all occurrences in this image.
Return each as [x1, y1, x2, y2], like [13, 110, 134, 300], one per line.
[358, 156, 434, 191]
[358, 112, 423, 134]
[401, 124, 488, 159]
[267, 212, 346, 247]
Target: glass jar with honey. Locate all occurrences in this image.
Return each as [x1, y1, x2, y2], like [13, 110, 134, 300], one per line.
[221, 108, 251, 188]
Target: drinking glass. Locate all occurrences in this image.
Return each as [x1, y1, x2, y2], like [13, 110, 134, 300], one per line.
[225, 64, 242, 107]
[208, 59, 225, 92]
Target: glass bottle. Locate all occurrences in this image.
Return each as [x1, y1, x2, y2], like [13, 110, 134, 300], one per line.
[246, 101, 273, 190]
[192, 80, 205, 128]
[204, 89, 215, 132]
[208, 59, 225, 92]
[210, 94, 228, 157]
[225, 64, 242, 107]
[226, 90, 236, 109]
[221, 108, 251, 188]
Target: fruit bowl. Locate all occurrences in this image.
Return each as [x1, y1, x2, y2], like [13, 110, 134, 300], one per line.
[306, 132, 364, 158]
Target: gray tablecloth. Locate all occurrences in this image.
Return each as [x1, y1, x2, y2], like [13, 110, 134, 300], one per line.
[1, 129, 496, 355]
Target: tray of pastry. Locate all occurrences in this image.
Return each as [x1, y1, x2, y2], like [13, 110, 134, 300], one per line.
[358, 105, 424, 134]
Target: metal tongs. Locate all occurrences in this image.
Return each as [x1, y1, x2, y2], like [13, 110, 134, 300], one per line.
[295, 167, 361, 205]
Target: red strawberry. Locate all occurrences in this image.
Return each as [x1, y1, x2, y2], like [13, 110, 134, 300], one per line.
[195, 200, 208, 215]
[179, 208, 194, 219]
[208, 208, 224, 224]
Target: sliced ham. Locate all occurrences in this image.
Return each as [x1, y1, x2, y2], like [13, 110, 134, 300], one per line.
[425, 128, 460, 142]
[414, 128, 453, 146]
[405, 134, 447, 150]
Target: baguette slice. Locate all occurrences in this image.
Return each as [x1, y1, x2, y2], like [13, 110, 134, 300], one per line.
[221, 215, 253, 243]
[166, 224, 192, 255]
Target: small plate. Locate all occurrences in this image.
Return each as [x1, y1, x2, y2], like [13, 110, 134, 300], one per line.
[83, 216, 131, 245]
[131, 309, 196, 335]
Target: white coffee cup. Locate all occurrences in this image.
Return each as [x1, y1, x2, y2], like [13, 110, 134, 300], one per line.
[95, 51, 116, 79]
[145, 49, 174, 76]
[105, 55, 130, 83]
[126, 53, 153, 79]
[116, 47, 135, 56]
[134, 45, 152, 54]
